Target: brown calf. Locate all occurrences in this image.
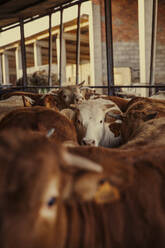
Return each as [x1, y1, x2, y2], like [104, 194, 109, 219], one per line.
[1, 82, 85, 110]
[121, 96, 165, 144]
[1, 130, 165, 248]
[0, 106, 77, 144]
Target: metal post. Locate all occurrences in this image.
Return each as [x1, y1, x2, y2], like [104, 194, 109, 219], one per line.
[149, 0, 157, 96]
[48, 13, 52, 86]
[76, 3, 81, 85]
[59, 8, 63, 87]
[20, 18, 28, 87]
[104, 0, 114, 96]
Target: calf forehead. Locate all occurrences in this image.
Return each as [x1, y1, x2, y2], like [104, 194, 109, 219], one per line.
[78, 103, 105, 121]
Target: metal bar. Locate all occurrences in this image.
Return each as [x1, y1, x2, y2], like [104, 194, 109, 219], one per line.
[76, 3, 81, 85]
[19, 19, 27, 87]
[149, 0, 157, 96]
[80, 85, 165, 89]
[104, 0, 114, 96]
[48, 13, 52, 86]
[1, 85, 165, 89]
[0, 0, 89, 33]
[59, 8, 63, 87]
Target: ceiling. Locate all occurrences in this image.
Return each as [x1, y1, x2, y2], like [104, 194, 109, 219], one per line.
[0, 0, 73, 30]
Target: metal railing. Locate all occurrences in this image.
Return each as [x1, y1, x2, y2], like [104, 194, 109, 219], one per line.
[0, 0, 89, 92]
[0, 0, 163, 97]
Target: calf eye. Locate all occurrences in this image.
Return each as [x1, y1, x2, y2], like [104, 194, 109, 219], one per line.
[100, 120, 103, 123]
[47, 197, 57, 207]
[63, 95, 67, 99]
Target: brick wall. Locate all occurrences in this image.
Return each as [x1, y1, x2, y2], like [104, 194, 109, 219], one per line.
[155, 0, 165, 83]
[94, 0, 165, 84]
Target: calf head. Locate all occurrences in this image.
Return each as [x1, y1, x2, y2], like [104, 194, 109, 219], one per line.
[71, 99, 118, 146]
[58, 81, 85, 107]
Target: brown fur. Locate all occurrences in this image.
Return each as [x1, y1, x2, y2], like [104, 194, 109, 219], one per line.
[22, 94, 59, 111]
[0, 106, 77, 144]
[0, 130, 63, 248]
[125, 96, 165, 113]
[121, 97, 165, 143]
[92, 95, 128, 112]
[59, 145, 165, 248]
[1, 130, 165, 248]
[122, 117, 165, 148]
[0, 95, 24, 120]
[102, 95, 129, 112]
[1, 91, 59, 110]
[109, 122, 121, 137]
[1, 84, 84, 111]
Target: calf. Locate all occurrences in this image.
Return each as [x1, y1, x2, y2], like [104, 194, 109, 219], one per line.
[1, 130, 165, 248]
[0, 106, 78, 144]
[121, 96, 165, 144]
[0, 129, 110, 248]
[71, 98, 123, 147]
[1, 82, 85, 110]
[1, 91, 59, 110]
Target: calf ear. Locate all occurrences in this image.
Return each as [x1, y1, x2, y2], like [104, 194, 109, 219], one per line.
[95, 168, 132, 203]
[22, 96, 34, 107]
[74, 174, 120, 203]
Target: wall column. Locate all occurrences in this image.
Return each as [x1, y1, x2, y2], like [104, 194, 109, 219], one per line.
[2, 52, 9, 85]
[138, 0, 158, 97]
[34, 40, 42, 70]
[89, 2, 102, 90]
[15, 46, 22, 80]
[0, 55, 3, 84]
[56, 35, 66, 85]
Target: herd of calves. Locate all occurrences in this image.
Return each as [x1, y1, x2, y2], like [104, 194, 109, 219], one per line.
[0, 82, 165, 248]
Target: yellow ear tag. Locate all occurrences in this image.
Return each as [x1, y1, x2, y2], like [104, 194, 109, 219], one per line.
[94, 182, 120, 204]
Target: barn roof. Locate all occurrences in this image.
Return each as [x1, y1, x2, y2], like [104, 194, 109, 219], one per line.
[0, 0, 75, 30]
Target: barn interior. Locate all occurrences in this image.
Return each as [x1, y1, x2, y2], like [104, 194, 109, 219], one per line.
[0, 1, 165, 247]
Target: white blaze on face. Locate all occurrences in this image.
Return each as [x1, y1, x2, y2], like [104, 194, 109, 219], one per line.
[39, 177, 59, 222]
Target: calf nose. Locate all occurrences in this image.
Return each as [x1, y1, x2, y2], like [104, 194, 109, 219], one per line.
[81, 138, 96, 146]
[75, 97, 84, 104]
